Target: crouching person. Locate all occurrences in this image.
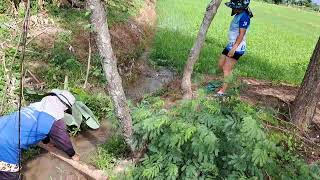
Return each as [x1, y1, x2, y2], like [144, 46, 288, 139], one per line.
[0, 89, 79, 180]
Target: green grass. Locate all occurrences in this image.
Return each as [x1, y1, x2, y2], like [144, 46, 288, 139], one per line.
[151, 0, 320, 84]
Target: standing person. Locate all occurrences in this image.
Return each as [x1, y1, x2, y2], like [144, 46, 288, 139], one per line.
[216, 0, 253, 96]
[0, 89, 79, 180]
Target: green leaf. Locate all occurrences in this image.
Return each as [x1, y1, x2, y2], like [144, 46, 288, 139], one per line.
[63, 113, 81, 127]
[75, 101, 100, 129]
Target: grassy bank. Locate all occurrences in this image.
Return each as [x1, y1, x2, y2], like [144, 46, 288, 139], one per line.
[0, 0, 144, 113]
[151, 0, 320, 84]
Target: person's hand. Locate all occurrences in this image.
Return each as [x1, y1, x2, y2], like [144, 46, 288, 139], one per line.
[227, 49, 236, 58]
[47, 143, 55, 148]
[72, 154, 80, 161]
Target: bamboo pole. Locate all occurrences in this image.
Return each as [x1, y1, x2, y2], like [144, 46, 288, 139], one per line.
[39, 143, 108, 180]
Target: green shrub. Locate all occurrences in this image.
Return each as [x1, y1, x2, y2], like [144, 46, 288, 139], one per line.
[71, 88, 114, 122]
[95, 134, 131, 175]
[130, 91, 320, 179]
[0, 0, 10, 14]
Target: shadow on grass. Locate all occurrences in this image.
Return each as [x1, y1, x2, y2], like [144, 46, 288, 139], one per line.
[150, 27, 294, 83]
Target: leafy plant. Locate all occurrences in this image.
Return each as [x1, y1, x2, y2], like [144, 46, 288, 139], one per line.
[71, 88, 115, 123]
[128, 90, 320, 179]
[95, 134, 131, 174]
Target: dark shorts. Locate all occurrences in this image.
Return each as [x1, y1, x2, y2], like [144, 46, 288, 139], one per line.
[222, 48, 243, 60]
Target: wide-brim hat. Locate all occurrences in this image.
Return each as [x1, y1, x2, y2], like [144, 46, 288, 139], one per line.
[50, 89, 76, 109]
[225, 0, 250, 9]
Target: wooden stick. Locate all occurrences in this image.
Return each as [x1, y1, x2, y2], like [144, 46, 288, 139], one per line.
[39, 143, 108, 180]
[26, 69, 41, 84]
[83, 34, 92, 89]
[64, 75, 68, 90]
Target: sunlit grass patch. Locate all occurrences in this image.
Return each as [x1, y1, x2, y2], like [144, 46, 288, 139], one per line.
[151, 0, 320, 84]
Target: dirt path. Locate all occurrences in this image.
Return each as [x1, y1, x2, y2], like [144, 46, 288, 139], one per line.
[165, 75, 320, 127]
[239, 78, 320, 123]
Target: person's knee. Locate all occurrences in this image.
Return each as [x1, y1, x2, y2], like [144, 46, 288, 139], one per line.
[218, 55, 226, 67]
[223, 64, 232, 74]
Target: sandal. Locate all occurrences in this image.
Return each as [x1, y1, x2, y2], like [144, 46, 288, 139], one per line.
[214, 91, 225, 97]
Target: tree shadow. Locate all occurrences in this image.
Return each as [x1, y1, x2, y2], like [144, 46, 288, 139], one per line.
[149, 26, 295, 84]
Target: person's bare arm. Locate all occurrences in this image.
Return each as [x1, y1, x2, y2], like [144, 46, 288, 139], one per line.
[227, 28, 246, 57]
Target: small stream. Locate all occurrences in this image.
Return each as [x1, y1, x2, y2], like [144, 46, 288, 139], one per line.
[23, 121, 111, 180]
[124, 67, 175, 100]
[23, 56, 175, 180]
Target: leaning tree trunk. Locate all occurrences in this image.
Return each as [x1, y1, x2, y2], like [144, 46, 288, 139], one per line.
[181, 0, 222, 99]
[291, 37, 320, 131]
[87, 0, 134, 151]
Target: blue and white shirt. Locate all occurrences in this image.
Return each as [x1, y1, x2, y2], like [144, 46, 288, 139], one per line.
[0, 96, 68, 166]
[226, 11, 251, 54]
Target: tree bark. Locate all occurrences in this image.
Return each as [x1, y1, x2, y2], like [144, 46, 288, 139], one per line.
[291, 37, 320, 131]
[181, 0, 222, 99]
[87, 0, 134, 151]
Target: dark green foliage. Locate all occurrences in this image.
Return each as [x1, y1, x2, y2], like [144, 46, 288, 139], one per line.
[71, 88, 114, 122]
[100, 134, 130, 158]
[95, 134, 131, 173]
[130, 91, 320, 179]
[68, 88, 115, 135]
[258, 0, 319, 10]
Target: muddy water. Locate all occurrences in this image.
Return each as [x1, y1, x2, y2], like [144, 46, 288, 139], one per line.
[24, 46, 175, 180]
[23, 64, 174, 180]
[123, 51, 175, 100]
[23, 121, 111, 180]
[124, 67, 175, 100]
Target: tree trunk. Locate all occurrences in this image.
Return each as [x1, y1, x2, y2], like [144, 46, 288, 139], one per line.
[87, 0, 134, 151]
[181, 0, 222, 99]
[291, 37, 320, 131]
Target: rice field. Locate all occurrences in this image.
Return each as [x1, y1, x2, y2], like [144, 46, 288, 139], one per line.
[151, 0, 320, 84]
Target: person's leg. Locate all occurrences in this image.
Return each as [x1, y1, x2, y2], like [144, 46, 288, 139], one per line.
[217, 56, 237, 94]
[218, 54, 227, 71]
